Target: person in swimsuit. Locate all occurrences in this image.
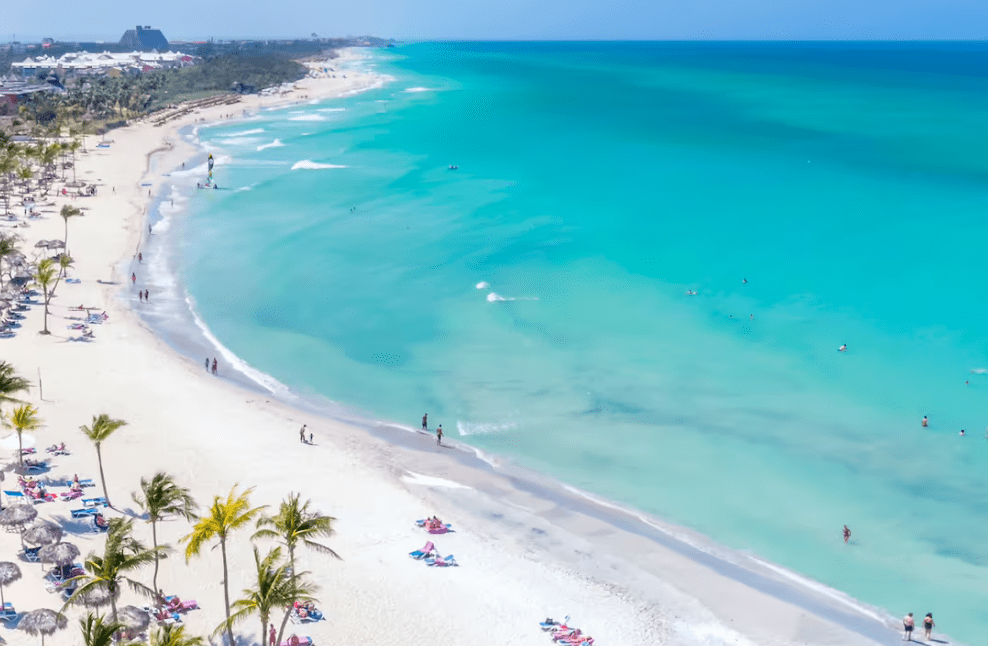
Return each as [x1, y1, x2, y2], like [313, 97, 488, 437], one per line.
[923, 613, 934, 640]
[903, 613, 914, 641]
[838, 344, 847, 352]
[436, 425, 443, 446]
[922, 416, 928, 428]
[422, 413, 428, 430]
[843, 525, 851, 543]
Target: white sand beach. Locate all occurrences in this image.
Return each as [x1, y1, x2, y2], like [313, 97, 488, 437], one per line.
[0, 50, 903, 646]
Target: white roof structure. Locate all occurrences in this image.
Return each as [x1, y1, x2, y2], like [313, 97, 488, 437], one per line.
[12, 51, 193, 74]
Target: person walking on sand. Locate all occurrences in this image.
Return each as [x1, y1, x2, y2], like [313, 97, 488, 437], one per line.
[436, 425, 443, 446]
[269, 624, 277, 646]
[422, 413, 428, 430]
[903, 613, 914, 641]
[843, 525, 851, 543]
[923, 613, 934, 640]
[144, 289, 149, 302]
[138, 252, 143, 263]
[205, 357, 209, 371]
[300, 424, 307, 443]
[211, 358, 217, 375]
[131, 273, 136, 285]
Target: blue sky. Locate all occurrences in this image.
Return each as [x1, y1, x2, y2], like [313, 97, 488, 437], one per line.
[3, 0, 986, 42]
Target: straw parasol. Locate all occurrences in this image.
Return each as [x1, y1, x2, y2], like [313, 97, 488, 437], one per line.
[0, 504, 37, 528]
[0, 561, 22, 605]
[39, 542, 79, 566]
[18, 608, 67, 646]
[116, 605, 150, 632]
[22, 520, 62, 546]
[33, 240, 50, 248]
[69, 583, 117, 608]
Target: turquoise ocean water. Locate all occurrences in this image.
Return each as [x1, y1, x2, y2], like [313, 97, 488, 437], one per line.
[178, 42, 988, 642]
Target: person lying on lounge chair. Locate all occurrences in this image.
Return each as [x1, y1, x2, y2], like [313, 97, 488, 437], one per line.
[93, 513, 109, 529]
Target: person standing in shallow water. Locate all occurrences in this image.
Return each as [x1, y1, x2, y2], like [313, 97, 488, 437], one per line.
[903, 613, 914, 641]
[211, 358, 217, 375]
[436, 425, 443, 445]
[422, 413, 428, 430]
[923, 614, 935, 641]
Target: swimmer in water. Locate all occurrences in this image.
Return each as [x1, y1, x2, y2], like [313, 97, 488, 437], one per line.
[843, 525, 851, 543]
[838, 344, 847, 352]
[922, 416, 928, 428]
[960, 429, 965, 436]
[742, 278, 748, 284]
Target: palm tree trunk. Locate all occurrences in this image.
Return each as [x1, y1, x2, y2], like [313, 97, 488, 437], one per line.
[41, 287, 50, 335]
[221, 537, 234, 646]
[0, 580, 5, 606]
[276, 606, 292, 646]
[151, 519, 160, 592]
[63, 218, 68, 249]
[260, 616, 266, 646]
[17, 430, 23, 467]
[95, 444, 110, 507]
[276, 547, 297, 646]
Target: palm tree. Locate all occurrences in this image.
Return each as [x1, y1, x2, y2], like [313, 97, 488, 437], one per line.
[60, 204, 81, 253]
[254, 494, 338, 646]
[149, 624, 204, 646]
[254, 493, 341, 583]
[182, 485, 265, 646]
[5, 404, 41, 467]
[132, 472, 198, 592]
[32, 258, 60, 334]
[64, 518, 160, 625]
[0, 235, 20, 290]
[0, 360, 30, 408]
[224, 546, 318, 646]
[80, 414, 127, 508]
[79, 612, 123, 646]
[58, 254, 73, 280]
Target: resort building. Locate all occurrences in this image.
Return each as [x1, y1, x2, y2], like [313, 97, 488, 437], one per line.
[11, 51, 194, 78]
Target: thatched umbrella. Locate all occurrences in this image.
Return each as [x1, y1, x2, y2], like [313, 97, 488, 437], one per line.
[39, 542, 79, 566]
[18, 608, 67, 646]
[33, 240, 50, 249]
[69, 583, 117, 609]
[0, 561, 22, 605]
[0, 504, 37, 528]
[116, 605, 150, 632]
[22, 520, 62, 546]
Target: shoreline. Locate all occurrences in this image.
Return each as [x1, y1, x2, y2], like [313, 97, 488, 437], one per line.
[0, 48, 908, 646]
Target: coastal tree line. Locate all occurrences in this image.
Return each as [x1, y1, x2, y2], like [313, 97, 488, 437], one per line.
[0, 360, 340, 646]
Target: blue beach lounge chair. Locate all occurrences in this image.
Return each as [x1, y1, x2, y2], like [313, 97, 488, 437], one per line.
[409, 541, 435, 559]
[0, 602, 16, 621]
[71, 508, 98, 518]
[82, 497, 107, 508]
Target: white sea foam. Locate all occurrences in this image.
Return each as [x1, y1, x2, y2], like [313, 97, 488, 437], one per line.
[971, 368, 987, 374]
[185, 294, 291, 397]
[228, 128, 264, 136]
[404, 87, 434, 93]
[291, 160, 348, 170]
[216, 136, 260, 146]
[234, 186, 252, 192]
[403, 471, 471, 489]
[456, 420, 517, 436]
[317, 107, 347, 112]
[487, 292, 539, 302]
[748, 556, 890, 623]
[256, 139, 285, 151]
[476, 281, 490, 289]
[288, 114, 327, 122]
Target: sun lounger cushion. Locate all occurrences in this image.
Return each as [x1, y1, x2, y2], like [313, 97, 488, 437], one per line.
[71, 508, 98, 518]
